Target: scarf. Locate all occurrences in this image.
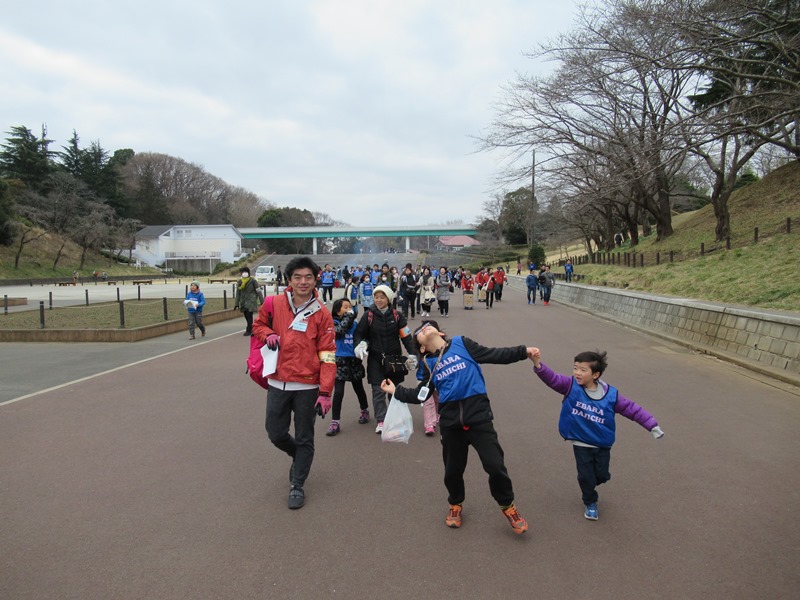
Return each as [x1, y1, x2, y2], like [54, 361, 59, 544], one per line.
[239, 276, 251, 291]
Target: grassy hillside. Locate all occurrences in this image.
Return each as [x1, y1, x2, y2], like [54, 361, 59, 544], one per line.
[549, 161, 800, 312]
[0, 231, 162, 280]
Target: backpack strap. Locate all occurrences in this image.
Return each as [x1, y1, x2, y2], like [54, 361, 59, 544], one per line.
[264, 294, 275, 327]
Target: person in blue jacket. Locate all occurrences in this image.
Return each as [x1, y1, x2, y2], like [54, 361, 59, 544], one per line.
[381, 320, 535, 535]
[185, 281, 206, 340]
[326, 298, 370, 436]
[320, 264, 336, 304]
[525, 267, 539, 305]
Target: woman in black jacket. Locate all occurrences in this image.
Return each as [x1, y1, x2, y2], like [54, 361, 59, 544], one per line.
[353, 284, 416, 434]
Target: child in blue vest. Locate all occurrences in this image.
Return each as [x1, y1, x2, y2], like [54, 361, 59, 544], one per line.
[381, 320, 535, 535]
[530, 348, 664, 520]
[326, 298, 370, 436]
[358, 274, 374, 309]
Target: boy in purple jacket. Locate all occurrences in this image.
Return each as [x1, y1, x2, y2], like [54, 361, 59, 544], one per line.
[531, 348, 664, 520]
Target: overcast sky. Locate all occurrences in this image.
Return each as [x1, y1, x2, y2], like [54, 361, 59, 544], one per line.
[2, 0, 578, 227]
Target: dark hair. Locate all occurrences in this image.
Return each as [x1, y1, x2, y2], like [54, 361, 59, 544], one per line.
[331, 298, 349, 317]
[413, 319, 446, 357]
[285, 256, 320, 279]
[241, 267, 251, 276]
[574, 350, 608, 375]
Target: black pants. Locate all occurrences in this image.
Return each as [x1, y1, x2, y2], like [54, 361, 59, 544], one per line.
[331, 378, 368, 421]
[438, 299, 449, 316]
[322, 286, 334, 302]
[243, 310, 254, 333]
[440, 421, 514, 507]
[573, 445, 611, 505]
[486, 291, 494, 308]
[265, 386, 318, 487]
[495, 284, 504, 300]
[402, 292, 417, 318]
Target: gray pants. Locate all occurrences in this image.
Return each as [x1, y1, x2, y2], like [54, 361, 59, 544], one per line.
[370, 383, 392, 423]
[187, 312, 205, 336]
[265, 386, 318, 487]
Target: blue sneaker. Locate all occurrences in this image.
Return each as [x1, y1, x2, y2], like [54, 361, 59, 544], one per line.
[584, 503, 599, 520]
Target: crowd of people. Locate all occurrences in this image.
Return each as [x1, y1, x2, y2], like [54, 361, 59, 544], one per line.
[240, 255, 663, 534]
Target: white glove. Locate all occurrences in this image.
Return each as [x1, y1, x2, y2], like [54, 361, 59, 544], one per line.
[354, 341, 368, 360]
[405, 355, 418, 371]
[651, 426, 664, 439]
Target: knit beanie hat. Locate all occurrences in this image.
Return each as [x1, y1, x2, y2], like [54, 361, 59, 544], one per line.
[373, 284, 394, 302]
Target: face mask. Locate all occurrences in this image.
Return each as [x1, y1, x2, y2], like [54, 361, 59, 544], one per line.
[242, 273, 249, 278]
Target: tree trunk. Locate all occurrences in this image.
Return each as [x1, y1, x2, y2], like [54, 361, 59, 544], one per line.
[52, 240, 67, 270]
[79, 246, 88, 270]
[654, 171, 674, 241]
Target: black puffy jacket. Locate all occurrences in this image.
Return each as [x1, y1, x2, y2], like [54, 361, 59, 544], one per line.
[353, 306, 415, 385]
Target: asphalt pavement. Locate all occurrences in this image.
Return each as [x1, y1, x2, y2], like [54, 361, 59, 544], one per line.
[1, 286, 798, 599]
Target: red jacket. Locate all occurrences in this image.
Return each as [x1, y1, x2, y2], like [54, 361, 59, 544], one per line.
[461, 276, 474, 292]
[252, 288, 336, 395]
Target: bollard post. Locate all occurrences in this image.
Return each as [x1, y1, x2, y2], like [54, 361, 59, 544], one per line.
[223, 289, 228, 309]
[85, 289, 89, 306]
[39, 301, 45, 329]
[754, 227, 759, 243]
[49, 291, 53, 310]
[116, 287, 120, 303]
[138, 285, 142, 301]
[163, 297, 168, 321]
[119, 300, 125, 328]
[3, 295, 7, 315]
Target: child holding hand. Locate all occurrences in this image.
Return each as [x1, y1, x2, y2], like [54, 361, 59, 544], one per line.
[530, 348, 664, 521]
[381, 320, 535, 535]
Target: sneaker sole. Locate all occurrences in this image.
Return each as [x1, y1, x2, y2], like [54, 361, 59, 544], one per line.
[584, 514, 598, 520]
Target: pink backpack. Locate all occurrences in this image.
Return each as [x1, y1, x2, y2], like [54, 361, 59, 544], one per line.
[246, 295, 274, 389]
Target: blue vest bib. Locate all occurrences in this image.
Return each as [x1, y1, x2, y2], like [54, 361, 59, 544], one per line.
[558, 379, 618, 447]
[334, 318, 357, 357]
[425, 337, 486, 403]
[321, 271, 335, 286]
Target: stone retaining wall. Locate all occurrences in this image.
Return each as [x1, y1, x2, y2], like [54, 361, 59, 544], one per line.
[0, 309, 240, 343]
[506, 276, 800, 384]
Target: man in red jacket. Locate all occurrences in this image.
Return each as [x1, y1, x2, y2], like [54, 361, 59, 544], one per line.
[253, 256, 336, 509]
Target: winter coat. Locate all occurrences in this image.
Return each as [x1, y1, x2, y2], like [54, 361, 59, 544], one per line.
[353, 305, 415, 385]
[235, 277, 263, 313]
[334, 311, 365, 382]
[435, 273, 452, 301]
[251, 287, 336, 395]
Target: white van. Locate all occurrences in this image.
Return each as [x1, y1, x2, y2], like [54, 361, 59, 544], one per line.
[255, 265, 276, 284]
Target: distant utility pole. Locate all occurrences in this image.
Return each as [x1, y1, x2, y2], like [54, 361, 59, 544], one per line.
[529, 149, 537, 246]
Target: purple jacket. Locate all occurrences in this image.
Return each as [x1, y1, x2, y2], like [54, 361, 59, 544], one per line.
[533, 362, 658, 432]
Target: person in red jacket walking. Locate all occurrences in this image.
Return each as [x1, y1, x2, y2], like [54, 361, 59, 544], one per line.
[252, 256, 336, 510]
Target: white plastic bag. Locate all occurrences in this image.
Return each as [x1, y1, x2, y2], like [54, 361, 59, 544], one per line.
[381, 396, 414, 444]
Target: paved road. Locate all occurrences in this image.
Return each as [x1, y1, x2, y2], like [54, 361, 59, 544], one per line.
[2, 287, 798, 599]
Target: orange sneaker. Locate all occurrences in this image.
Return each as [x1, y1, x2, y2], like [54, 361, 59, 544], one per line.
[445, 504, 463, 528]
[501, 504, 528, 534]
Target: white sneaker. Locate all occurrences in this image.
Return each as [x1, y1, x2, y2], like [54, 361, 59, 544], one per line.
[375, 422, 384, 434]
